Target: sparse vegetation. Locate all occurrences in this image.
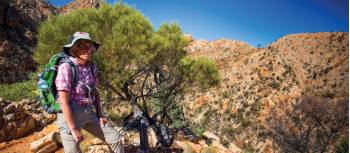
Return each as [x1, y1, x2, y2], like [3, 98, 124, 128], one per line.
[0, 73, 37, 101]
[322, 91, 336, 98]
[193, 126, 206, 136]
[242, 143, 255, 153]
[222, 91, 229, 99]
[222, 127, 235, 140]
[269, 81, 280, 89]
[335, 137, 349, 153]
[266, 97, 348, 153]
[241, 119, 252, 128]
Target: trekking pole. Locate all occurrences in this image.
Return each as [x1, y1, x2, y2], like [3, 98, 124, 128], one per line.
[139, 116, 150, 153]
[131, 103, 150, 153]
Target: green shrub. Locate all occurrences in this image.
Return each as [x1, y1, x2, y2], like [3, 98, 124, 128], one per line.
[222, 91, 229, 99]
[0, 73, 37, 101]
[193, 126, 206, 136]
[335, 137, 348, 153]
[222, 127, 235, 140]
[242, 143, 255, 153]
[222, 127, 235, 134]
[241, 119, 252, 128]
[107, 111, 125, 124]
[322, 91, 336, 98]
[269, 81, 280, 89]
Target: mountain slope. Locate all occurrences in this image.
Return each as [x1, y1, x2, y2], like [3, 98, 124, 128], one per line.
[184, 32, 348, 152]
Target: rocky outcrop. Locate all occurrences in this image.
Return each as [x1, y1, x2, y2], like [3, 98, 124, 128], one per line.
[0, 0, 57, 83]
[30, 131, 61, 153]
[173, 130, 239, 153]
[0, 98, 56, 142]
[59, 0, 103, 15]
[0, 0, 106, 83]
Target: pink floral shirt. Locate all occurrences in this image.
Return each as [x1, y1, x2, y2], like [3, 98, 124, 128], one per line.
[55, 57, 98, 105]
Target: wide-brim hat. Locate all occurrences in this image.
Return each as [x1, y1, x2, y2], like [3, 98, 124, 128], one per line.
[63, 32, 100, 53]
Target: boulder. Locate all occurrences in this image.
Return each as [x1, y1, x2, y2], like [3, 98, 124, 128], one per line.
[30, 131, 60, 153]
[0, 130, 4, 142]
[228, 142, 242, 153]
[148, 127, 157, 148]
[15, 117, 36, 138]
[202, 131, 220, 142]
[87, 144, 111, 153]
[3, 103, 15, 114]
[211, 141, 231, 153]
[0, 101, 9, 110]
[0, 99, 57, 142]
[184, 34, 193, 42]
[4, 113, 15, 122]
[174, 140, 202, 153]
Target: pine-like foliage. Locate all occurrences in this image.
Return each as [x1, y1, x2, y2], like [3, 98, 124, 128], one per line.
[35, 3, 220, 126]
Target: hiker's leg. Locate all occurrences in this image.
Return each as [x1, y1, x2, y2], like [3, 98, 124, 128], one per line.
[60, 131, 82, 153]
[56, 113, 82, 153]
[84, 119, 124, 153]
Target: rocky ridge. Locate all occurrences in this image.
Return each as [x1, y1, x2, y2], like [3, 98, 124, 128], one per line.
[184, 32, 348, 152]
[59, 0, 103, 15]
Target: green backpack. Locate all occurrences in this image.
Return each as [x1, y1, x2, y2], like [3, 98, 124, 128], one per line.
[37, 52, 78, 114]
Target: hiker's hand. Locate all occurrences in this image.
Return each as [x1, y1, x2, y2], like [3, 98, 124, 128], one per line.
[99, 117, 108, 127]
[71, 128, 84, 142]
[81, 98, 91, 104]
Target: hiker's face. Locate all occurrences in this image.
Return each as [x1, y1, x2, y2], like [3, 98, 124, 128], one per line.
[72, 40, 95, 62]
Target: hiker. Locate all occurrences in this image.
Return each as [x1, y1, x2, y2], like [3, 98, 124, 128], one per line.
[55, 32, 124, 153]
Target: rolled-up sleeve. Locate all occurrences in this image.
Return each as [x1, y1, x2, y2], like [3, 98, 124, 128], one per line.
[55, 63, 72, 92]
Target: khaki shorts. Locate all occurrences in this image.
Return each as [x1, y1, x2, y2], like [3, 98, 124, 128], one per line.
[56, 103, 124, 153]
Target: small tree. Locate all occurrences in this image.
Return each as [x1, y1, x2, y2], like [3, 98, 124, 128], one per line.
[35, 3, 220, 127]
[266, 97, 348, 153]
[335, 137, 349, 153]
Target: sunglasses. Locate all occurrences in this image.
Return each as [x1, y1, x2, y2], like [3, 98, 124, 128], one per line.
[75, 41, 95, 51]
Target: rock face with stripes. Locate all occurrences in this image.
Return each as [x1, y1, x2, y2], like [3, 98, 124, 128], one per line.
[0, 0, 57, 83]
[0, 0, 102, 83]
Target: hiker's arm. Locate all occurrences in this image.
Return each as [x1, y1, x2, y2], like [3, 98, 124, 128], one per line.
[57, 91, 76, 130]
[57, 90, 84, 142]
[94, 90, 109, 126]
[94, 90, 103, 118]
[92, 64, 103, 118]
[92, 64, 107, 125]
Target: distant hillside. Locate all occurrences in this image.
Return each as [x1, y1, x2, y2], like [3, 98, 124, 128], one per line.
[183, 32, 348, 152]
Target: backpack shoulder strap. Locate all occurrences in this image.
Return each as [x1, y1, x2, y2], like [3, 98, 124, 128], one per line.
[58, 53, 79, 89]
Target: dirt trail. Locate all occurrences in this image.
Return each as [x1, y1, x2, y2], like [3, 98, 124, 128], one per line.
[0, 124, 63, 153]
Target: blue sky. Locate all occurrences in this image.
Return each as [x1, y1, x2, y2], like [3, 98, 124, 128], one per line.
[49, 0, 348, 47]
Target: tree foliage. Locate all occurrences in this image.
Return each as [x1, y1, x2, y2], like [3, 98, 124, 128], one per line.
[35, 3, 220, 126]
